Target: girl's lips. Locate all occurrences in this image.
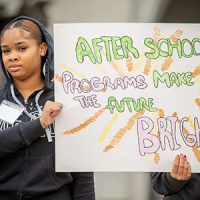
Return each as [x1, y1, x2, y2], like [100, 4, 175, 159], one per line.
[8, 64, 22, 72]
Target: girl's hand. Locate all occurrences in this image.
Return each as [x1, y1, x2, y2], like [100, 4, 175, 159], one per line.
[170, 154, 191, 180]
[40, 101, 63, 128]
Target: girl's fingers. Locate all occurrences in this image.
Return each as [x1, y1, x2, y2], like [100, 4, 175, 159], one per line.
[171, 154, 191, 180]
[177, 154, 185, 177]
[186, 162, 191, 179]
[182, 159, 189, 178]
[171, 155, 180, 176]
[45, 101, 63, 112]
[40, 101, 63, 128]
[50, 110, 61, 117]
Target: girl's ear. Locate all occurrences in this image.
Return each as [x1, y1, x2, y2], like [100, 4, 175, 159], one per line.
[39, 42, 48, 57]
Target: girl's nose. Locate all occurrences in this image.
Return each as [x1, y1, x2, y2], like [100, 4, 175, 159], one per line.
[8, 51, 19, 61]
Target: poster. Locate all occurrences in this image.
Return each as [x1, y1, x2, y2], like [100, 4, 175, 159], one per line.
[54, 23, 200, 172]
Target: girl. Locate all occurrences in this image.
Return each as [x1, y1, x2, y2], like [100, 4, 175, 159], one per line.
[0, 16, 95, 200]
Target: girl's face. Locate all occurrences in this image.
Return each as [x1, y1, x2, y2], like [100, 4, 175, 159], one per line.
[1, 27, 46, 81]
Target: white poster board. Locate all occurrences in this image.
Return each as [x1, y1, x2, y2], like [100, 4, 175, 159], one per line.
[54, 23, 200, 172]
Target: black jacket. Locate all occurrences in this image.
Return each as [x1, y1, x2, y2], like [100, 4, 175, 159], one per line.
[0, 16, 95, 200]
[150, 172, 200, 200]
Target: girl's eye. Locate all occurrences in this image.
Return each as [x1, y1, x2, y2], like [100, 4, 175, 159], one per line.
[2, 49, 10, 54]
[18, 47, 27, 51]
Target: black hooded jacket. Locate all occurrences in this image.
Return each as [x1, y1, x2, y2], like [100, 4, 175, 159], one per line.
[150, 172, 200, 200]
[0, 16, 95, 200]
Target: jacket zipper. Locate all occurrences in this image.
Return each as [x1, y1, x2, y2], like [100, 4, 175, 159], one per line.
[17, 150, 28, 200]
[17, 99, 29, 200]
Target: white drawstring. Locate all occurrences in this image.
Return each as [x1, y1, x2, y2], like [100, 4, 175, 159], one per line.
[10, 84, 53, 142]
[35, 90, 53, 143]
[10, 84, 36, 120]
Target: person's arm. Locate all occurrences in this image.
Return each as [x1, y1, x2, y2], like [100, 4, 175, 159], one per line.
[150, 172, 189, 195]
[0, 119, 45, 158]
[150, 154, 191, 196]
[71, 172, 95, 200]
[0, 100, 62, 158]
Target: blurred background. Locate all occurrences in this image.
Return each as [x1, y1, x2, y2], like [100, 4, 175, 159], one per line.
[0, 0, 200, 199]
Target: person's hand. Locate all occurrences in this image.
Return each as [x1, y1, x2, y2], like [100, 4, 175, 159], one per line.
[40, 101, 63, 128]
[170, 154, 191, 180]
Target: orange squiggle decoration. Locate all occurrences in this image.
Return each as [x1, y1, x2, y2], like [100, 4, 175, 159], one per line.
[154, 153, 160, 164]
[195, 98, 200, 108]
[109, 60, 125, 77]
[161, 57, 173, 71]
[159, 108, 165, 118]
[143, 59, 151, 76]
[153, 27, 161, 44]
[55, 74, 63, 83]
[64, 108, 106, 135]
[102, 50, 125, 77]
[172, 112, 177, 117]
[126, 53, 134, 72]
[170, 29, 183, 43]
[103, 110, 145, 152]
[192, 66, 200, 78]
[172, 112, 200, 162]
[82, 85, 92, 91]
